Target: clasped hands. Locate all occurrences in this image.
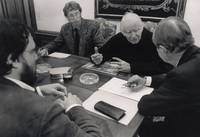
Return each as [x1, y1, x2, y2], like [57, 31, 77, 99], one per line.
[39, 83, 82, 110]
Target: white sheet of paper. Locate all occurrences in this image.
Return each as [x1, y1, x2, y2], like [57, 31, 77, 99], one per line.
[48, 52, 70, 58]
[83, 90, 138, 125]
[99, 77, 153, 102]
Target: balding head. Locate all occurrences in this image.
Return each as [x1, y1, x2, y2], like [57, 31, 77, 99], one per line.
[153, 16, 194, 53]
[120, 12, 144, 44]
[120, 12, 143, 33]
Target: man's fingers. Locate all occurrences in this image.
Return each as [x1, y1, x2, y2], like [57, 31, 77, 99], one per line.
[94, 47, 99, 54]
[110, 61, 121, 65]
[112, 57, 123, 62]
[68, 92, 72, 97]
[54, 83, 67, 91]
[131, 84, 144, 91]
[51, 89, 65, 96]
[50, 83, 67, 96]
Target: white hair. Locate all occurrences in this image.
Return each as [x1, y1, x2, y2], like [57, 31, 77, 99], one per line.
[120, 12, 143, 33]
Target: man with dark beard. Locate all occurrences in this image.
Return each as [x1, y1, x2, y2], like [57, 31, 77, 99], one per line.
[0, 20, 104, 137]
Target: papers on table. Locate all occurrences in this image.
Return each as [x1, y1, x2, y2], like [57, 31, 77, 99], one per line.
[83, 90, 138, 125]
[82, 62, 118, 75]
[99, 78, 153, 102]
[48, 52, 70, 58]
[83, 77, 153, 125]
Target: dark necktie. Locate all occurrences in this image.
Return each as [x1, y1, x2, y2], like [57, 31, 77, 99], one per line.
[74, 28, 80, 55]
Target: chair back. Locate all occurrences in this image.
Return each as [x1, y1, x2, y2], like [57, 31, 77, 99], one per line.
[95, 18, 117, 42]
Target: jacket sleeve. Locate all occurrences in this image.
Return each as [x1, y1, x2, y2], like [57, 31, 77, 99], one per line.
[44, 26, 65, 54]
[151, 74, 167, 88]
[138, 72, 188, 116]
[130, 55, 173, 76]
[40, 104, 103, 137]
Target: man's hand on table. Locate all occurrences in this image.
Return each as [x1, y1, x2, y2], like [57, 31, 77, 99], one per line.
[110, 57, 131, 73]
[56, 93, 82, 112]
[38, 83, 67, 97]
[126, 75, 146, 91]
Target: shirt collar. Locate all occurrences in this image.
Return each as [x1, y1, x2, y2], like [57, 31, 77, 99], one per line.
[4, 76, 34, 91]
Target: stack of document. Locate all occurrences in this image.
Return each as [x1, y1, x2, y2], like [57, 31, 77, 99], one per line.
[83, 77, 153, 125]
[48, 52, 71, 58]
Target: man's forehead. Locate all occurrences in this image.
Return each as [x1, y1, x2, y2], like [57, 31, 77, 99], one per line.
[124, 23, 142, 31]
[68, 9, 80, 15]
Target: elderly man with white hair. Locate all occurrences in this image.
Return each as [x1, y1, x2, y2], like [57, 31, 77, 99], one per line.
[91, 12, 172, 75]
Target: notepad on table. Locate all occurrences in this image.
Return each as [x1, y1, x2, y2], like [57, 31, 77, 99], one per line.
[48, 52, 70, 58]
[83, 77, 153, 125]
[99, 77, 153, 102]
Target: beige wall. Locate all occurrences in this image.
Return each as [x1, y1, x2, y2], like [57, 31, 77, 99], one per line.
[184, 0, 200, 46]
[34, 0, 200, 46]
[34, 0, 95, 31]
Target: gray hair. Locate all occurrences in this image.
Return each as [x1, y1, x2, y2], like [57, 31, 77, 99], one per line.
[120, 12, 143, 33]
[153, 16, 194, 52]
[63, 1, 82, 17]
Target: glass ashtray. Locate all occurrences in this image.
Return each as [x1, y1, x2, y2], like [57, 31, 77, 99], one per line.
[79, 73, 99, 85]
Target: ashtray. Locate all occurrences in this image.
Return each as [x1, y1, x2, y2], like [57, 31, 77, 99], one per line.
[79, 73, 99, 85]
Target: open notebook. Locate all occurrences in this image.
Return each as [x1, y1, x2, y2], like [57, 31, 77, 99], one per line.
[99, 77, 153, 102]
[83, 77, 153, 125]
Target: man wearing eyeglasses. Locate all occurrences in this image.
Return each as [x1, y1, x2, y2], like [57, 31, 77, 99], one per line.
[127, 17, 200, 137]
[39, 1, 105, 57]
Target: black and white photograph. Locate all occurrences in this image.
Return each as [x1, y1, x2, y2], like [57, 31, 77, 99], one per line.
[0, 0, 200, 137]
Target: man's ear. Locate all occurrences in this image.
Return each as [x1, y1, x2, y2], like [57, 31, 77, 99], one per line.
[7, 54, 21, 68]
[6, 54, 13, 65]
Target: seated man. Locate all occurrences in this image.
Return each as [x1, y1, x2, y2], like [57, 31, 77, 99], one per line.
[127, 17, 200, 137]
[39, 1, 105, 57]
[0, 19, 103, 137]
[91, 12, 172, 75]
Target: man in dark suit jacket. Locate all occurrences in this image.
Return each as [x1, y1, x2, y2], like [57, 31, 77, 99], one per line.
[0, 20, 103, 137]
[91, 12, 172, 75]
[39, 1, 105, 57]
[127, 17, 200, 137]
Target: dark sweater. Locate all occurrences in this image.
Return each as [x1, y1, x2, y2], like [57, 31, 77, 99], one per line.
[99, 28, 173, 75]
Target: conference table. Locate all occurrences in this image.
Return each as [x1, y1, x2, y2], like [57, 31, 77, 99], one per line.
[36, 54, 144, 137]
